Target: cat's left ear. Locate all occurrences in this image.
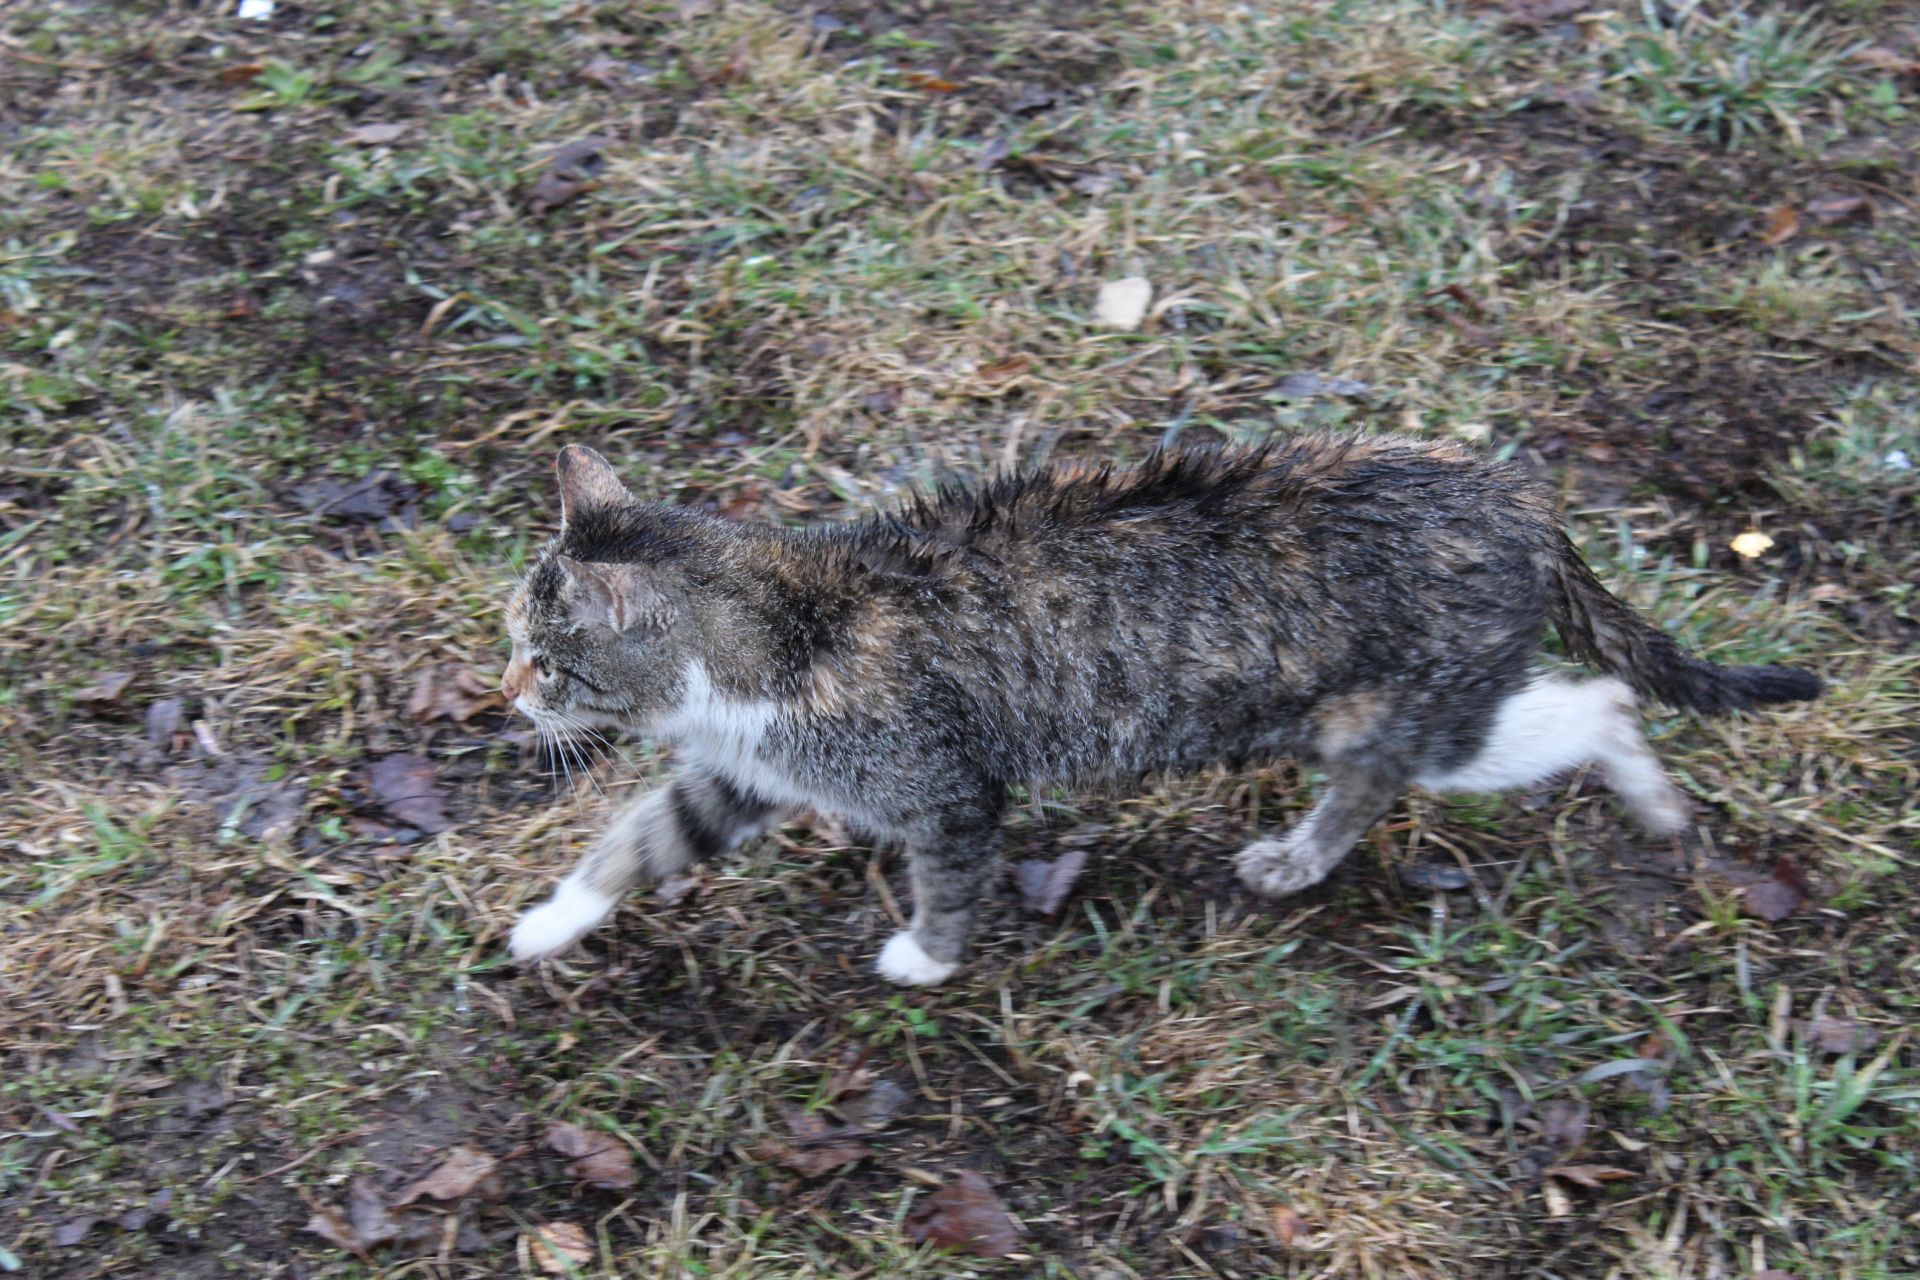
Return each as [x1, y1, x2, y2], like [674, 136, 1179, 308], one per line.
[558, 556, 667, 633]
[556, 444, 634, 526]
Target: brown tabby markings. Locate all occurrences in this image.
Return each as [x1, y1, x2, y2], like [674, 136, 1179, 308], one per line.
[500, 436, 1821, 986]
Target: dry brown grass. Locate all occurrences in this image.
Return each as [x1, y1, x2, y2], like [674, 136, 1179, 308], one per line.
[3, 0, 1917, 1277]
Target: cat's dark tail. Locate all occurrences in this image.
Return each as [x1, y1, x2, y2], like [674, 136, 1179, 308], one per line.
[1543, 533, 1822, 714]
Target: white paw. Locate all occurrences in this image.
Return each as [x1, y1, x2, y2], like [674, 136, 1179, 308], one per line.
[876, 931, 960, 987]
[1235, 837, 1326, 898]
[509, 881, 616, 961]
[1634, 785, 1691, 837]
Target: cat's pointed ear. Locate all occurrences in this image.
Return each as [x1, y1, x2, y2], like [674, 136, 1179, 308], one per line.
[558, 556, 666, 633]
[556, 444, 634, 525]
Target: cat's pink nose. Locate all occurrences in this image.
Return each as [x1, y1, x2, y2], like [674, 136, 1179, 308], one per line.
[501, 657, 534, 700]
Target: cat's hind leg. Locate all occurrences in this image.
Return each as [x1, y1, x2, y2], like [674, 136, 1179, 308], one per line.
[511, 768, 776, 961]
[877, 805, 1004, 987]
[1236, 765, 1404, 898]
[1412, 674, 1687, 833]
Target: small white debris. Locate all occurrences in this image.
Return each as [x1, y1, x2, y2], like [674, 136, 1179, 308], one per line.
[1729, 529, 1775, 559]
[1093, 277, 1153, 331]
[236, 0, 275, 19]
[303, 248, 337, 267]
[1885, 449, 1912, 471]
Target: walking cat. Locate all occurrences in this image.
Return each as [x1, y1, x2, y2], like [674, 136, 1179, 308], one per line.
[502, 437, 1819, 985]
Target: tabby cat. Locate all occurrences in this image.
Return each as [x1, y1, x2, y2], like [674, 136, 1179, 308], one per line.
[502, 438, 1819, 985]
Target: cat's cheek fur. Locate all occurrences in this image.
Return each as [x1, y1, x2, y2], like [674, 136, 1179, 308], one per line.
[509, 879, 617, 961]
[876, 932, 961, 986]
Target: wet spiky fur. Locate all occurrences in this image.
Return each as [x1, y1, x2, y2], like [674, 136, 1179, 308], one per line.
[501, 435, 1820, 985]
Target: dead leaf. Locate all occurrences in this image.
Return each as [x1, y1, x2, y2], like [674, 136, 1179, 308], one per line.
[654, 873, 704, 906]
[52, 1216, 97, 1248]
[1729, 529, 1774, 559]
[1093, 277, 1153, 331]
[906, 1170, 1021, 1257]
[407, 665, 503, 724]
[1270, 1205, 1313, 1246]
[527, 1221, 593, 1274]
[977, 354, 1031, 383]
[719, 34, 753, 83]
[1850, 47, 1920, 76]
[528, 137, 611, 216]
[394, 1145, 501, 1206]
[116, 1189, 172, 1233]
[528, 172, 593, 215]
[1539, 1098, 1590, 1151]
[1759, 205, 1801, 247]
[545, 1121, 637, 1190]
[904, 71, 963, 93]
[346, 1177, 401, 1248]
[1743, 857, 1807, 923]
[1803, 1013, 1878, 1055]
[1546, 1164, 1637, 1189]
[754, 1108, 873, 1178]
[580, 54, 625, 87]
[1805, 193, 1869, 226]
[1503, 0, 1589, 26]
[1431, 282, 1486, 318]
[219, 63, 266, 84]
[343, 122, 407, 146]
[304, 1205, 364, 1254]
[76, 670, 135, 703]
[837, 1077, 910, 1129]
[1542, 1177, 1573, 1218]
[1274, 371, 1374, 401]
[366, 754, 452, 834]
[1013, 848, 1088, 917]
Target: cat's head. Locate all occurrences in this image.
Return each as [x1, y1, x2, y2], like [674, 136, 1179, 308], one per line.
[501, 446, 700, 734]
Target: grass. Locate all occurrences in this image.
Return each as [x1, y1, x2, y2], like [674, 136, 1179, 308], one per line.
[2, 0, 1917, 1277]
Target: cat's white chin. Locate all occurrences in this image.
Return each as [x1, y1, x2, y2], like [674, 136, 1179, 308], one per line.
[876, 932, 959, 987]
[510, 881, 616, 961]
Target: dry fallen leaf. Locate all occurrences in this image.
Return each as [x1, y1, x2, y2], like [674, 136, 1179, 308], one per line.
[366, 754, 452, 833]
[343, 122, 407, 146]
[1729, 529, 1774, 560]
[1270, 1205, 1313, 1246]
[304, 1205, 364, 1254]
[346, 1177, 401, 1248]
[408, 665, 503, 724]
[394, 1145, 501, 1206]
[546, 1120, 638, 1191]
[76, 670, 135, 703]
[1093, 277, 1153, 331]
[719, 34, 753, 83]
[904, 71, 963, 93]
[654, 873, 704, 906]
[754, 1108, 873, 1178]
[1759, 205, 1801, 247]
[219, 62, 266, 84]
[906, 1170, 1021, 1257]
[1542, 1177, 1573, 1218]
[52, 1216, 98, 1248]
[1546, 1164, 1637, 1189]
[1742, 857, 1808, 923]
[1850, 47, 1920, 76]
[1805, 192, 1869, 226]
[1539, 1098, 1590, 1151]
[1013, 848, 1088, 917]
[1803, 1013, 1878, 1056]
[977, 354, 1032, 383]
[527, 1221, 593, 1274]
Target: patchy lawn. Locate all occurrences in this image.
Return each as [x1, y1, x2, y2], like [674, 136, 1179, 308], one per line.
[2, 0, 1916, 1276]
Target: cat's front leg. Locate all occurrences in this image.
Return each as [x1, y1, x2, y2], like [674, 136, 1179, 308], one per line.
[511, 768, 776, 961]
[877, 804, 1004, 987]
